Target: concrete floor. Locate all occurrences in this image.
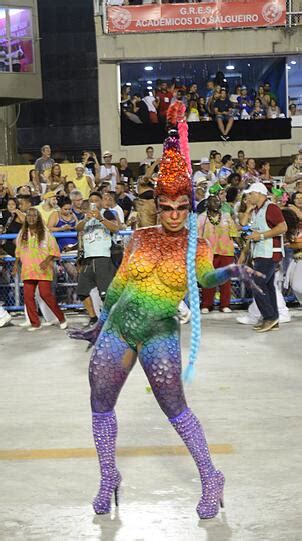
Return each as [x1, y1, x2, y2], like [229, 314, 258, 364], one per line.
[1, 310, 301, 541]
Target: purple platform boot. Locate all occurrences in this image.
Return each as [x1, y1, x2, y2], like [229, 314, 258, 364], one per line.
[170, 408, 225, 519]
[92, 411, 122, 514]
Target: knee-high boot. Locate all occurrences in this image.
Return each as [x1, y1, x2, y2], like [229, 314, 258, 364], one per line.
[92, 411, 122, 514]
[169, 408, 225, 519]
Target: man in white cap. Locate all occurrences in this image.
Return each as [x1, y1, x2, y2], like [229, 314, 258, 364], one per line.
[239, 182, 287, 332]
[193, 157, 216, 187]
[99, 151, 120, 191]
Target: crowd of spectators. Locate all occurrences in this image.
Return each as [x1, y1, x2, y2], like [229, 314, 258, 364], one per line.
[121, 76, 286, 140]
[1, 143, 302, 328]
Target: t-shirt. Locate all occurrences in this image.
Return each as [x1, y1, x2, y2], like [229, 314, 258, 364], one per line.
[143, 95, 157, 113]
[214, 98, 232, 113]
[117, 195, 132, 218]
[16, 230, 60, 281]
[34, 157, 55, 182]
[156, 90, 173, 117]
[119, 167, 134, 187]
[83, 209, 115, 259]
[73, 176, 91, 200]
[198, 212, 238, 256]
[35, 203, 57, 225]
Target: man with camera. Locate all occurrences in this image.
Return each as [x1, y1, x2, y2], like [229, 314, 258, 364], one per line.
[240, 183, 287, 333]
[76, 192, 119, 326]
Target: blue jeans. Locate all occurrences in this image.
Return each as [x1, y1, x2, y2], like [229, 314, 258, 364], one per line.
[253, 258, 279, 321]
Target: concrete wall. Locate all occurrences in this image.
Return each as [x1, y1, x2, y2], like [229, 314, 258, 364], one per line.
[95, 17, 302, 161]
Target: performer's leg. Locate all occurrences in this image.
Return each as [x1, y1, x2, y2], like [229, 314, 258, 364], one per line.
[138, 322, 224, 519]
[89, 322, 137, 514]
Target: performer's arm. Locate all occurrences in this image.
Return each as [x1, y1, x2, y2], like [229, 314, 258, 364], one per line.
[196, 239, 238, 287]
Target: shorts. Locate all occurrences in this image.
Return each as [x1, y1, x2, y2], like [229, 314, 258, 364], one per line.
[216, 113, 233, 122]
[77, 257, 116, 299]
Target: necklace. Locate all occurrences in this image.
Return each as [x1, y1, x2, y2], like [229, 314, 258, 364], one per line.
[207, 211, 222, 225]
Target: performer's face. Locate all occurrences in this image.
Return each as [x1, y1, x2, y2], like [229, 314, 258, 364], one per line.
[158, 195, 190, 232]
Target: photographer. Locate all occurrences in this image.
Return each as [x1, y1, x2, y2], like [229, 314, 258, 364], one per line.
[76, 192, 119, 326]
[240, 183, 287, 333]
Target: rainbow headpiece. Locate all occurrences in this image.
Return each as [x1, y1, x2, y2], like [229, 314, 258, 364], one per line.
[155, 102, 194, 204]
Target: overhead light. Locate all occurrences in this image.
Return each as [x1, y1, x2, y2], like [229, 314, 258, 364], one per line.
[126, 82, 131, 86]
[290, 60, 297, 65]
[147, 86, 153, 90]
[247, 63, 251, 67]
[147, 80, 152, 84]
[286, 65, 291, 70]
[144, 66, 153, 71]
[226, 64, 235, 70]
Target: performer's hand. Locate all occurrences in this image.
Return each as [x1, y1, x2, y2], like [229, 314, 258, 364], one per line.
[67, 321, 102, 345]
[231, 264, 265, 295]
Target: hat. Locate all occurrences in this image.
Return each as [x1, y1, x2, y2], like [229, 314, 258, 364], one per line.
[43, 191, 57, 200]
[199, 157, 210, 165]
[103, 150, 112, 157]
[75, 163, 85, 170]
[244, 182, 268, 196]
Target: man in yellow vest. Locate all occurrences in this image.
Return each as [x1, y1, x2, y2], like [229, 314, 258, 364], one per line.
[35, 191, 58, 226]
[73, 164, 94, 201]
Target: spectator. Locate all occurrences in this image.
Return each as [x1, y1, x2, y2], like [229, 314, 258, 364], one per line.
[13, 207, 67, 331]
[198, 194, 239, 313]
[195, 182, 208, 215]
[70, 190, 84, 221]
[139, 146, 157, 176]
[187, 99, 200, 122]
[256, 85, 268, 108]
[197, 97, 210, 121]
[142, 90, 159, 124]
[17, 194, 32, 216]
[243, 158, 259, 185]
[136, 177, 157, 228]
[34, 145, 55, 185]
[76, 192, 119, 325]
[267, 99, 281, 119]
[251, 98, 266, 119]
[81, 151, 100, 179]
[115, 181, 133, 220]
[155, 81, 173, 123]
[120, 84, 132, 113]
[289, 103, 297, 117]
[240, 183, 287, 332]
[0, 197, 24, 257]
[103, 191, 124, 225]
[223, 186, 240, 216]
[237, 86, 253, 119]
[284, 154, 302, 193]
[0, 175, 14, 210]
[46, 163, 67, 193]
[214, 88, 234, 140]
[118, 157, 134, 189]
[99, 151, 120, 191]
[208, 89, 220, 117]
[210, 151, 222, 175]
[65, 181, 76, 196]
[258, 160, 274, 190]
[263, 82, 277, 103]
[193, 157, 216, 186]
[189, 83, 199, 101]
[73, 164, 94, 200]
[205, 80, 214, 102]
[48, 197, 78, 251]
[28, 169, 42, 203]
[229, 85, 241, 106]
[131, 94, 149, 124]
[228, 173, 244, 190]
[218, 154, 234, 182]
[35, 191, 58, 226]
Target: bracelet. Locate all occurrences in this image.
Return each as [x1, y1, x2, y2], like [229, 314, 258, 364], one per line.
[260, 233, 265, 241]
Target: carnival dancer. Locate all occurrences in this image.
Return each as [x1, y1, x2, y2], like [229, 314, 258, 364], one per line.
[69, 104, 263, 519]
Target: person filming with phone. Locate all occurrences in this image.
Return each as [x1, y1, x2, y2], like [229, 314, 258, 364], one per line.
[76, 192, 119, 326]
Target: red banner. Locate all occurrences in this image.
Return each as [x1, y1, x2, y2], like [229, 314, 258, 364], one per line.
[107, 0, 286, 33]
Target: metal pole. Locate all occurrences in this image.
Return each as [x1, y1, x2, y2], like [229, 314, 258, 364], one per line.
[14, 271, 20, 307]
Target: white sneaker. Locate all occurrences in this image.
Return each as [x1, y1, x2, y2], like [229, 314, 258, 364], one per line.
[19, 320, 31, 328]
[177, 301, 191, 324]
[201, 308, 209, 314]
[27, 326, 42, 332]
[221, 307, 232, 313]
[0, 313, 12, 328]
[279, 315, 291, 324]
[59, 320, 68, 330]
[42, 320, 58, 327]
[236, 316, 260, 325]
